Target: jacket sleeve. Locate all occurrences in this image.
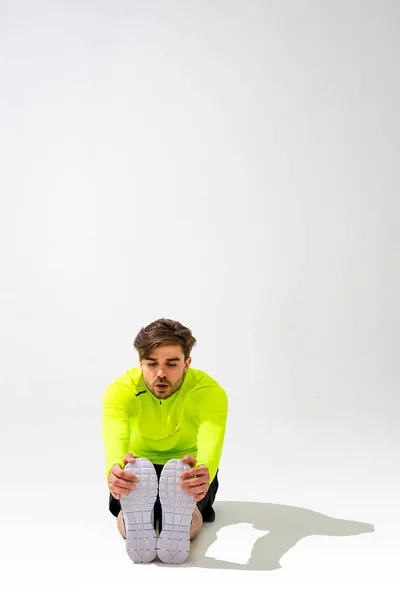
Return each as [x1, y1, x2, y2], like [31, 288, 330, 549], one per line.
[101, 381, 136, 480]
[190, 385, 228, 485]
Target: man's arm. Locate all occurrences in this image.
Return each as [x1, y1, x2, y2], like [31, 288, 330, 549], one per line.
[101, 381, 136, 480]
[179, 385, 228, 501]
[192, 384, 229, 484]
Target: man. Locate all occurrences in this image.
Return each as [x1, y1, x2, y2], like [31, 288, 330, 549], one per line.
[102, 318, 228, 564]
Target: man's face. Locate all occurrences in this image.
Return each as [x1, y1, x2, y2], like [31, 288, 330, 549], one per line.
[139, 344, 191, 399]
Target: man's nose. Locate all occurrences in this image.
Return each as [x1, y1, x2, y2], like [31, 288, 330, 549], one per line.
[157, 369, 167, 379]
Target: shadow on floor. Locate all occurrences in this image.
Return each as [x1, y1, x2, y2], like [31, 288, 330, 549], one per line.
[155, 500, 374, 571]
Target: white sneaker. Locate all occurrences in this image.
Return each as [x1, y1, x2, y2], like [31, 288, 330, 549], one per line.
[157, 459, 196, 564]
[119, 458, 158, 563]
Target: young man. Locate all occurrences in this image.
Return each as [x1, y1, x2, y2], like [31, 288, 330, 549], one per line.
[102, 318, 228, 564]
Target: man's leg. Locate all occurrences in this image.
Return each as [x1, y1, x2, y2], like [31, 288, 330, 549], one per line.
[187, 469, 219, 540]
[156, 459, 197, 564]
[197, 469, 219, 522]
[116, 499, 203, 541]
[117, 458, 158, 563]
[110, 463, 220, 542]
[109, 464, 162, 532]
[153, 465, 219, 539]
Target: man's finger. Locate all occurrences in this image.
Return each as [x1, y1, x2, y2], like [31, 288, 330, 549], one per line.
[111, 465, 137, 483]
[184, 483, 208, 494]
[111, 488, 129, 497]
[112, 483, 135, 496]
[194, 492, 207, 501]
[110, 474, 136, 489]
[181, 455, 196, 467]
[120, 470, 137, 482]
[123, 453, 136, 465]
[181, 478, 208, 490]
[180, 466, 208, 480]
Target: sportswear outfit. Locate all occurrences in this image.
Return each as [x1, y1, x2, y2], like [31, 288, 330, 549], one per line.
[102, 366, 228, 559]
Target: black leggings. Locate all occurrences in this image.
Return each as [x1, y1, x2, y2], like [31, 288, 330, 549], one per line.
[109, 463, 219, 529]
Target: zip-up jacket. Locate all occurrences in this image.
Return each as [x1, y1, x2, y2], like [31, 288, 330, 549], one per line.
[102, 366, 228, 485]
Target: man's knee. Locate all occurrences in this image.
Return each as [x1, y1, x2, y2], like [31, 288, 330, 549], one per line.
[117, 510, 126, 539]
[190, 505, 203, 540]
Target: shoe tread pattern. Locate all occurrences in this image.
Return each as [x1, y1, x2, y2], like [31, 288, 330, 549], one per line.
[157, 459, 196, 564]
[120, 458, 158, 563]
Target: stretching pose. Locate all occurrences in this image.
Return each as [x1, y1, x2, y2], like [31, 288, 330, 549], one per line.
[102, 318, 228, 564]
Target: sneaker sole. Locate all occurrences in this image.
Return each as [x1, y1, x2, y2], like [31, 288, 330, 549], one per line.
[119, 458, 158, 563]
[157, 459, 196, 564]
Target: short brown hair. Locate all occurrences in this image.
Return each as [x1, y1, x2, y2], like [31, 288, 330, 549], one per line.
[133, 318, 197, 361]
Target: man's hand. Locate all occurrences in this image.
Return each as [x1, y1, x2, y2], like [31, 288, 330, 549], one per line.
[108, 453, 138, 500]
[180, 455, 210, 502]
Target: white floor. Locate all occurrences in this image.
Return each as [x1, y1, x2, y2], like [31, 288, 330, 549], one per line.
[2, 419, 397, 600]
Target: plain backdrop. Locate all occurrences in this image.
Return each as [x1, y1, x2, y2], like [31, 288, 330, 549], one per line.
[0, 1, 399, 598]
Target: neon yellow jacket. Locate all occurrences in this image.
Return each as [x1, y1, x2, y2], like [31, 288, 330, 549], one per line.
[102, 367, 228, 485]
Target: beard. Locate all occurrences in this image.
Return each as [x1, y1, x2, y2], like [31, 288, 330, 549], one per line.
[145, 371, 186, 399]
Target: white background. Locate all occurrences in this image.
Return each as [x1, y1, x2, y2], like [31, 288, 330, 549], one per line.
[0, 1, 399, 598]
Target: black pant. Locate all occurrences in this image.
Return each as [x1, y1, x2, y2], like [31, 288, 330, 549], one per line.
[109, 463, 219, 531]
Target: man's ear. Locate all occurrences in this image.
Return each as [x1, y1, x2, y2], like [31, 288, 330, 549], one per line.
[185, 357, 192, 371]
